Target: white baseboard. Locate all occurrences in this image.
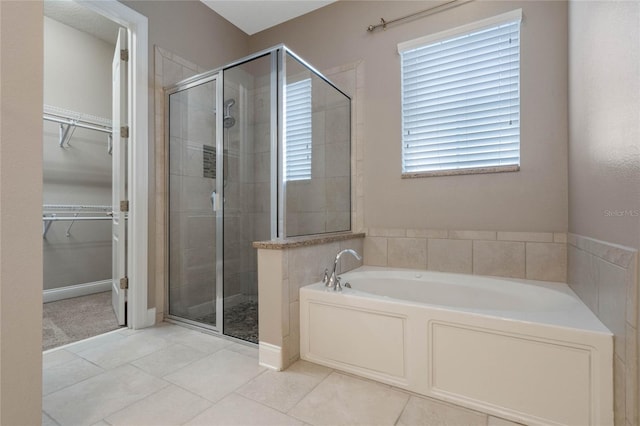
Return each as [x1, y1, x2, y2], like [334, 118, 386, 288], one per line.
[144, 308, 156, 328]
[43, 280, 112, 303]
[259, 341, 283, 371]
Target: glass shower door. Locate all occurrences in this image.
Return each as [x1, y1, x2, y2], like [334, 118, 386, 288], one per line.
[167, 76, 221, 330]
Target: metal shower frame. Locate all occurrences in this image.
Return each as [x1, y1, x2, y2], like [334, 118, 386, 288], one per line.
[164, 45, 351, 338]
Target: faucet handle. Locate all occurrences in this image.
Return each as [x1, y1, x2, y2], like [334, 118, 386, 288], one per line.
[335, 276, 342, 291]
[322, 269, 330, 286]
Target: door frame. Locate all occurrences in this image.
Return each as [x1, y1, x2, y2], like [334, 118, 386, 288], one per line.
[79, 0, 152, 329]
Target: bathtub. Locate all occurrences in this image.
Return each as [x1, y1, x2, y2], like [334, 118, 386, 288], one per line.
[300, 266, 613, 426]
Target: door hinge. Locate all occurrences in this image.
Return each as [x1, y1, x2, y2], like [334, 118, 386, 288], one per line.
[120, 200, 129, 212]
[120, 276, 129, 290]
[120, 126, 129, 138]
[120, 49, 129, 62]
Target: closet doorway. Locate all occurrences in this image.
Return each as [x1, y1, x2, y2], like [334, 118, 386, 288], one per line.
[42, 1, 129, 351]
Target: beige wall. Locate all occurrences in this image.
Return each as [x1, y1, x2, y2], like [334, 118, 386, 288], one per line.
[568, 0, 640, 250]
[0, 1, 44, 424]
[251, 0, 569, 233]
[121, 0, 250, 309]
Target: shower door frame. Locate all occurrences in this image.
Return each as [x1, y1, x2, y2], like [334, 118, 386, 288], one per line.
[165, 71, 224, 333]
[165, 45, 350, 339]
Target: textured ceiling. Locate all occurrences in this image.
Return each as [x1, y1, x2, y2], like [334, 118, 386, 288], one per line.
[201, 0, 337, 35]
[44, 0, 120, 46]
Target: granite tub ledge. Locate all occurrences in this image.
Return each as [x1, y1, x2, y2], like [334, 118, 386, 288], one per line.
[253, 232, 365, 250]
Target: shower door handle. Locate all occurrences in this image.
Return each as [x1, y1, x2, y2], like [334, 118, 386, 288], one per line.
[211, 191, 217, 212]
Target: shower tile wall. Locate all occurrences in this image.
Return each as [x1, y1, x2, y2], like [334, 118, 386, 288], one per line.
[155, 46, 207, 322]
[285, 60, 351, 237]
[169, 81, 217, 320]
[222, 67, 271, 306]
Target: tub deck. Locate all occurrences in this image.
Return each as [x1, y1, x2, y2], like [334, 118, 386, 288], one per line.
[300, 266, 613, 426]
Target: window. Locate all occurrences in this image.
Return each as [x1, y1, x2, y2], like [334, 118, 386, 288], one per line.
[285, 78, 312, 181]
[399, 10, 521, 176]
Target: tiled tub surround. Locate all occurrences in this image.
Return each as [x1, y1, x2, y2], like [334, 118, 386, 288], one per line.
[255, 233, 364, 370]
[568, 234, 639, 426]
[300, 266, 613, 426]
[364, 228, 568, 282]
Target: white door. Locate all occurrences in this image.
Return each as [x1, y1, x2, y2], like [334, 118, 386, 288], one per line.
[112, 27, 128, 325]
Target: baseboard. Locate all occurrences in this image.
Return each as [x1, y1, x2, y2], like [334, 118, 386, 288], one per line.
[43, 280, 112, 303]
[145, 308, 157, 328]
[259, 341, 283, 371]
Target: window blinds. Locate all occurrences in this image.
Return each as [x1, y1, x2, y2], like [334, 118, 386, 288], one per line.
[399, 11, 521, 174]
[285, 78, 312, 181]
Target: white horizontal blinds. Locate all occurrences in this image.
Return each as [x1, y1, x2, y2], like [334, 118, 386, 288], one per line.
[400, 13, 521, 173]
[285, 78, 312, 181]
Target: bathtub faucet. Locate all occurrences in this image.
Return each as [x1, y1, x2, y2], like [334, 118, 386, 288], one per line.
[323, 249, 362, 291]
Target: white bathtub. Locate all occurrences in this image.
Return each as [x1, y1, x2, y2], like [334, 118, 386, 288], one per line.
[300, 266, 613, 426]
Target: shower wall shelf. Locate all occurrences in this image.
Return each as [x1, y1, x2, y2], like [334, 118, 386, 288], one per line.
[42, 204, 112, 238]
[43, 105, 113, 154]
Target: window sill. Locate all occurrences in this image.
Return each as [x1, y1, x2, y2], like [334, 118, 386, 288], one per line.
[401, 165, 520, 179]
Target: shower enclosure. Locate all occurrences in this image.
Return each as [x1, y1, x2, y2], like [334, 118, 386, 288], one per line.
[166, 46, 351, 343]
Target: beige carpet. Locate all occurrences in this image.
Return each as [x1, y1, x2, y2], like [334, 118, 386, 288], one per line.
[43, 291, 122, 351]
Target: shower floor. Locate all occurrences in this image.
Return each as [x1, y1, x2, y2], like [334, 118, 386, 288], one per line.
[196, 300, 258, 344]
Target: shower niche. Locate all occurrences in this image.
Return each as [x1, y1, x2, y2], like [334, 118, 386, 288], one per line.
[166, 46, 351, 343]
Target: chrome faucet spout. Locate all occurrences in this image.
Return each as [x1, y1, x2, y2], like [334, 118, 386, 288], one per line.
[326, 249, 362, 291]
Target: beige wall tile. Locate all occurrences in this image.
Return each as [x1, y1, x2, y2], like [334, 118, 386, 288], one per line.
[497, 231, 553, 242]
[488, 416, 525, 426]
[626, 323, 638, 426]
[289, 301, 300, 362]
[450, 230, 497, 240]
[626, 259, 638, 327]
[257, 250, 284, 346]
[598, 259, 628, 360]
[368, 228, 406, 237]
[553, 232, 567, 243]
[288, 242, 340, 289]
[406, 229, 448, 239]
[363, 237, 388, 266]
[427, 239, 472, 274]
[568, 244, 599, 314]
[614, 355, 626, 426]
[387, 238, 427, 269]
[525, 242, 567, 282]
[473, 241, 525, 278]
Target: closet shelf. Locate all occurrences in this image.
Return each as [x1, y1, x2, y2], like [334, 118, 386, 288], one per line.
[42, 204, 113, 239]
[43, 105, 113, 154]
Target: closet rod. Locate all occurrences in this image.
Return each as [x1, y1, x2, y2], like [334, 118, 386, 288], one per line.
[43, 114, 112, 134]
[43, 216, 112, 221]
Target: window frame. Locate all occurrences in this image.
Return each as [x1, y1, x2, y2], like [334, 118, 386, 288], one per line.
[284, 77, 313, 181]
[398, 9, 522, 178]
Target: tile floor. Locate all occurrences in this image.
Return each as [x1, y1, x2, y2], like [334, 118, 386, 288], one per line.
[43, 323, 524, 426]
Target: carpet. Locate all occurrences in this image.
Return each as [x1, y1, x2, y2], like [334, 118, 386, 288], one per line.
[43, 291, 122, 351]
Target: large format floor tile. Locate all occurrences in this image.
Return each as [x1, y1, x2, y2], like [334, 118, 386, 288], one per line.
[131, 343, 208, 377]
[185, 393, 303, 426]
[42, 323, 518, 426]
[237, 366, 323, 412]
[43, 364, 168, 426]
[164, 348, 265, 402]
[105, 385, 212, 426]
[396, 395, 488, 426]
[43, 349, 104, 396]
[289, 372, 409, 425]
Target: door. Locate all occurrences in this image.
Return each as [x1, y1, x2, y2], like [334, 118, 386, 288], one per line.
[167, 77, 220, 330]
[112, 27, 128, 325]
